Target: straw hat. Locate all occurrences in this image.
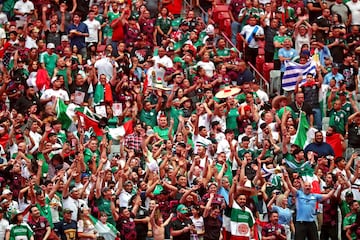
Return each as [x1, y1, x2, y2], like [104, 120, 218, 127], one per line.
[153, 84, 171, 91]
[179, 96, 191, 105]
[272, 95, 288, 109]
[215, 86, 240, 99]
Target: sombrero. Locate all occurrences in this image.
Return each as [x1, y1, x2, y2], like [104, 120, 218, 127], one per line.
[272, 95, 288, 109]
[215, 86, 240, 99]
[153, 77, 171, 91]
[153, 84, 171, 91]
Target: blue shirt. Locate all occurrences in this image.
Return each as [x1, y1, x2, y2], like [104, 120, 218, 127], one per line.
[67, 22, 89, 49]
[236, 68, 254, 85]
[272, 205, 293, 225]
[218, 186, 229, 205]
[304, 142, 334, 158]
[296, 190, 322, 222]
[279, 48, 298, 72]
[323, 72, 344, 85]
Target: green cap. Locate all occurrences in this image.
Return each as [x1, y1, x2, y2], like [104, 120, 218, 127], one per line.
[173, 56, 184, 63]
[176, 204, 189, 214]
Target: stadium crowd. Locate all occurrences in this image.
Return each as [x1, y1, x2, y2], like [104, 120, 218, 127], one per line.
[0, 0, 360, 239]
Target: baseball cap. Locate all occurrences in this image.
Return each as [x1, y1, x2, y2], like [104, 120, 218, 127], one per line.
[63, 208, 73, 213]
[176, 204, 189, 214]
[124, 180, 133, 186]
[332, 63, 340, 68]
[2, 189, 12, 195]
[61, 35, 69, 42]
[346, 190, 354, 197]
[47, 43, 55, 49]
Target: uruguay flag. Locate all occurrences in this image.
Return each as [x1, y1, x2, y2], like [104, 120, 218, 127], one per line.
[282, 60, 317, 91]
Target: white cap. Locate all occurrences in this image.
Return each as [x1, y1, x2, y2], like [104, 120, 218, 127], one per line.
[61, 35, 69, 41]
[51, 77, 58, 84]
[2, 189, 12, 195]
[205, 24, 215, 34]
[47, 43, 55, 49]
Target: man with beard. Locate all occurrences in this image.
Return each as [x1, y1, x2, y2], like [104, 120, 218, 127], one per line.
[286, 178, 335, 240]
[14, 86, 40, 115]
[261, 211, 286, 240]
[325, 125, 345, 158]
[229, 190, 255, 240]
[28, 205, 51, 240]
[304, 131, 334, 158]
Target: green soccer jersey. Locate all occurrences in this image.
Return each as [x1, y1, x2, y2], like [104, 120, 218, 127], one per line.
[153, 126, 174, 140]
[8, 223, 34, 240]
[40, 52, 58, 79]
[36, 202, 53, 228]
[107, 11, 120, 37]
[216, 48, 230, 57]
[96, 197, 116, 226]
[341, 102, 354, 119]
[156, 17, 172, 33]
[343, 213, 357, 240]
[273, 35, 287, 60]
[139, 109, 157, 128]
[329, 109, 347, 135]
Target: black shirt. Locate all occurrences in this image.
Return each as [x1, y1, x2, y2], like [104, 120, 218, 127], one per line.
[14, 95, 41, 114]
[264, 26, 277, 53]
[170, 217, 193, 240]
[133, 206, 149, 238]
[288, 101, 313, 119]
[340, 64, 358, 91]
[69, 82, 90, 103]
[301, 84, 320, 107]
[348, 122, 360, 148]
[54, 220, 77, 240]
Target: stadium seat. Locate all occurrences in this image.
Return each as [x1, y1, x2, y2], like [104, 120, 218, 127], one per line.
[270, 70, 281, 94]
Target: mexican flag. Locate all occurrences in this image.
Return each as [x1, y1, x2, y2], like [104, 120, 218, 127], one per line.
[293, 111, 318, 149]
[108, 120, 134, 140]
[230, 201, 254, 238]
[294, 111, 309, 149]
[284, 158, 321, 194]
[89, 215, 118, 239]
[75, 110, 103, 136]
[55, 99, 79, 129]
[56, 99, 133, 137]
